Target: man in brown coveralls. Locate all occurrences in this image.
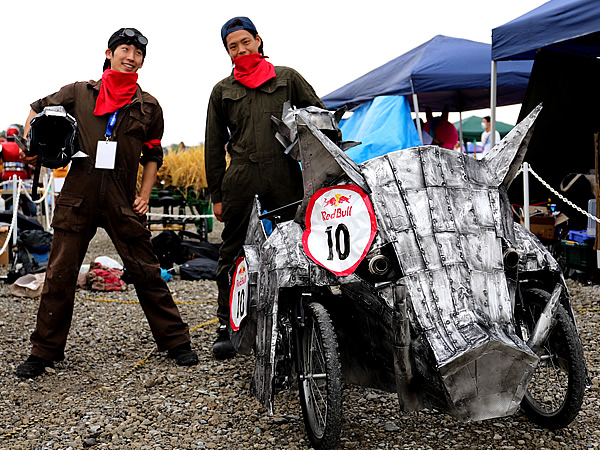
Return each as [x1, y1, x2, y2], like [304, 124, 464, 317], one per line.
[205, 17, 324, 358]
[16, 28, 198, 379]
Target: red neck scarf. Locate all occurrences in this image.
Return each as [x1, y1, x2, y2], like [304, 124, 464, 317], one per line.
[233, 53, 276, 88]
[94, 69, 139, 116]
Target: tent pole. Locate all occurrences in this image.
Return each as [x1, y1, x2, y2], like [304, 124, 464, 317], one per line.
[412, 93, 423, 144]
[523, 162, 530, 230]
[490, 60, 497, 147]
[595, 133, 599, 251]
[410, 79, 423, 144]
[459, 111, 464, 152]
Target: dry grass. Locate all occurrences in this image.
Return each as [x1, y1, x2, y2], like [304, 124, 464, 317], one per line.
[137, 145, 207, 198]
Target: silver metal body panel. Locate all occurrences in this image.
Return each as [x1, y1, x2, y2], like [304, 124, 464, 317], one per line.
[243, 104, 577, 422]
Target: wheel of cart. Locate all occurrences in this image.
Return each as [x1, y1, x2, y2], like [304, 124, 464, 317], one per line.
[514, 286, 587, 429]
[148, 189, 186, 231]
[294, 300, 342, 449]
[148, 188, 213, 239]
[187, 194, 213, 241]
[251, 204, 343, 449]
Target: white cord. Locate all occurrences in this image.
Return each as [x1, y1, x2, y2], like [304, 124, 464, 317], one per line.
[527, 166, 600, 224]
[147, 213, 215, 219]
[20, 173, 55, 204]
[0, 179, 23, 256]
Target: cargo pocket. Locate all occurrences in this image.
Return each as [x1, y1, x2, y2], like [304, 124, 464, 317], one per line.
[51, 193, 86, 233]
[118, 205, 150, 239]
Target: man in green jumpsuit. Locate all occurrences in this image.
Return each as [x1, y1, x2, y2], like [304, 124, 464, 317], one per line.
[16, 28, 198, 378]
[205, 17, 324, 358]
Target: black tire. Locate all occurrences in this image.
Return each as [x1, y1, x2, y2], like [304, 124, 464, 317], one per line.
[516, 288, 586, 429]
[296, 302, 343, 449]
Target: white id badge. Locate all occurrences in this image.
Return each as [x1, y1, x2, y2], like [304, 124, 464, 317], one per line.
[96, 141, 117, 169]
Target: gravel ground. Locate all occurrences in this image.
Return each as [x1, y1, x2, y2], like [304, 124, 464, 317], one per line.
[1, 223, 599, 449]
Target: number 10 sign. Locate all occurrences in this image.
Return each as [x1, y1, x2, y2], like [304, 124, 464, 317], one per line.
[302, 184, 377, 276]
[229, 257, 249, 331]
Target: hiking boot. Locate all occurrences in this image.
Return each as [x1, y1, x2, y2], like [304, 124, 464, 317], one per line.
[167, 343, 199, 366]
[212, 325, 236, 359]
[16, 355, 54, 379]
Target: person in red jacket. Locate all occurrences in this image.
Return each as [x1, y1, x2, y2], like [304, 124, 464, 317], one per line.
[1, 125, 29, 181]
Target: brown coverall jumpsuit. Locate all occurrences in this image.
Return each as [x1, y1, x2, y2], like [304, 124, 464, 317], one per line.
[29, 80, 191, 361]
[205, 66, 324, 325]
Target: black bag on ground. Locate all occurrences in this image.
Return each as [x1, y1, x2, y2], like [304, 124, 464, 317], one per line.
[6, 230, 53, 284]
[179, 230, 221, 261]
[179, 257, 218, 280]
[151, 230, 184, 269]
[151, 230, 221, 269]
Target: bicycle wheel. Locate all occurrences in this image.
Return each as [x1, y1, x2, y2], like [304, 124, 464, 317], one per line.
[296, 302, 342, 449]
[516, 287, 586, 429]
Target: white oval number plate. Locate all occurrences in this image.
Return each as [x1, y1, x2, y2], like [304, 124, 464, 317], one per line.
[229, 257, 249, 331]
[302, 185, 377, 276]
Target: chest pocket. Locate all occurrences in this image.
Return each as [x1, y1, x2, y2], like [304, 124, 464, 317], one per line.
[124, 106, 152, 140]
[222, 87, 248, 125]
[259, 78, 289, 115]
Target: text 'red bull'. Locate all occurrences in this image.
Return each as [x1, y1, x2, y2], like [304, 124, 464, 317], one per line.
[321, 206, 353, 221]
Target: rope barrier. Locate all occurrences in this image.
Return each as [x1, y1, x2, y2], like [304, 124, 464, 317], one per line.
[20, 173, 54, 205]
[78, 295, 217, 306]
[526, 166, 600, 224]
[0, 178, 23, 256]
[189, 318, 219, 332]
[147, 212, 215, 219]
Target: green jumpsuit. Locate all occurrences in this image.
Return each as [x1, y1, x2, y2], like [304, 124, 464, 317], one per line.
[205, 66, 324, 325]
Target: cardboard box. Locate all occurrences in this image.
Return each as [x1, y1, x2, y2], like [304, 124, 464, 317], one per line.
[0, 225, 9, 265]
[522, 206, 568, 240]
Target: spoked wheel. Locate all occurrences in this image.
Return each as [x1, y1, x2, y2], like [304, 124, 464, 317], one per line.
[516, 288, 587, 429]
[296, 302, 342, 449]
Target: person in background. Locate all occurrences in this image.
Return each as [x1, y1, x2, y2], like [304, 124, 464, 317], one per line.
[0, 125, 36, 215]
[480, 115, 501, 155]
[423, 106, 458, 150]
[16, 27, 198, 379]
[414, 118, 433, 145]
[204, 16, 324, 358]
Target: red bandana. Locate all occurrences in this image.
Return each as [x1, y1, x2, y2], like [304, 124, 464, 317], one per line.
[94, 69, 139, 116]
[233, 53, 276, 88]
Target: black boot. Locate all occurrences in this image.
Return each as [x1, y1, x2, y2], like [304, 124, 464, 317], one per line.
[212, 325, 236, 359]
[167, 343, 199, 366]
[16, 355, 54, 378]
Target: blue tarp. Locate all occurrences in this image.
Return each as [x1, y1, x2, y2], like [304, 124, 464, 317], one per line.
[339, 96, 421, 164]
[322, 35, 533, 112]
[492, 0, 600, 61]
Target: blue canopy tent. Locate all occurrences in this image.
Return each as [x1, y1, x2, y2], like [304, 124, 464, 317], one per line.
[491, 0, 600, 61]
[322, 35, 532, 162]
[491, 0, 600, 231]
[490, 0, 600, 145]
[336, 96, 421, 163]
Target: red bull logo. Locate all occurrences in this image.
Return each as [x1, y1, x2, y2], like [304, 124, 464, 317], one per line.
[323, 193, 352, 208]
[235, 263, 247, 287]
[321, 193, 353, 221]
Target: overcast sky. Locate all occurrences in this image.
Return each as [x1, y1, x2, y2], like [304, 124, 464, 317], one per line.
[0, 0, 547, 146]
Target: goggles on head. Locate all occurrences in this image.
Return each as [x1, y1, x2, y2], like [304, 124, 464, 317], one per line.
[109, 28, 148, 52]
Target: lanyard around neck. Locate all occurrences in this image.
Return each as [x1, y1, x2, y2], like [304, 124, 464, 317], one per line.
[105, 109, 120, 141]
